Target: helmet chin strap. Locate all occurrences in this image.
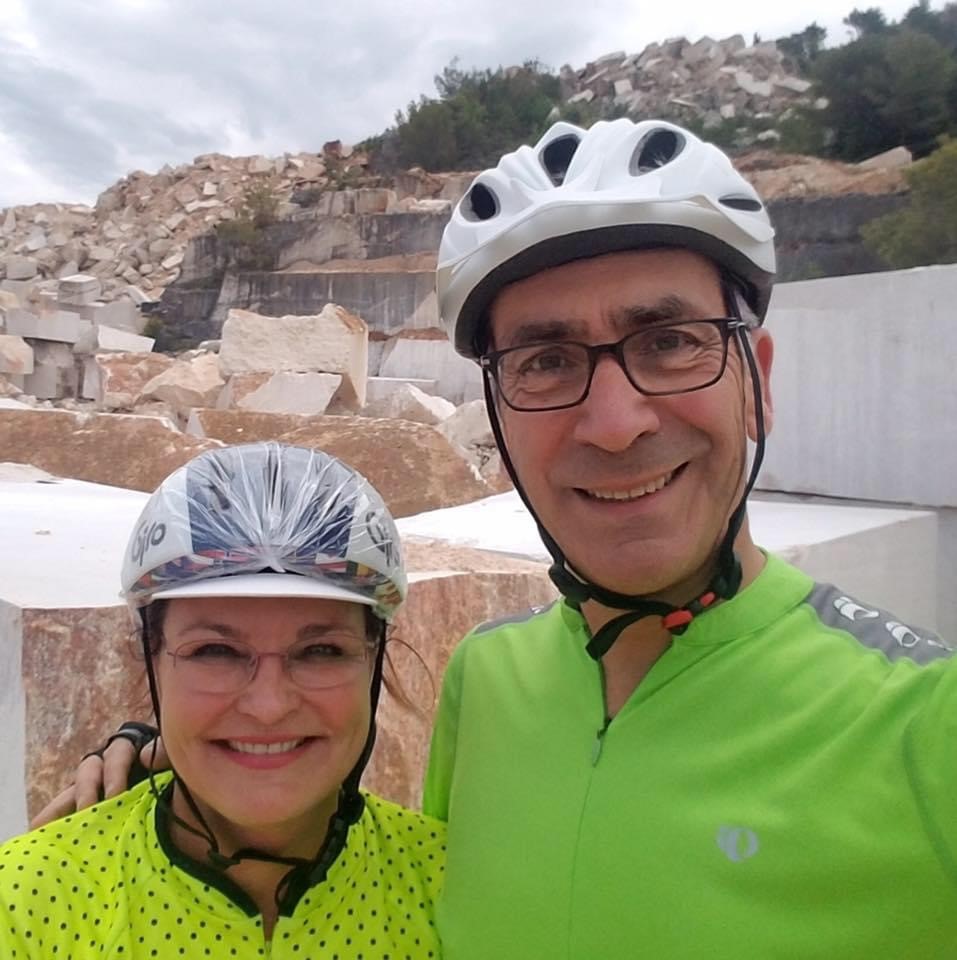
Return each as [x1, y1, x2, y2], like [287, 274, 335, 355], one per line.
[482, 296, 767, 662]
[141, 617, 387, 907]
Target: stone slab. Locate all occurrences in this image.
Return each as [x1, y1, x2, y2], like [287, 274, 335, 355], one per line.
[3, 256, 38, 281]
[85, 352, 175, 408]
[219, 305, 368, 407]
[762, 265, 957, 508]
[378, 337, 482, 404]
[57, 274, 101, 306]
[186, 408, 490, 517]
[4, 308, 82, 344]
[0, 336, 34, 376]
[76, 324, 155, 354]
[137, 352, 224, 413]
[231, 371, 343, 416]
[0, 408, 221, 492]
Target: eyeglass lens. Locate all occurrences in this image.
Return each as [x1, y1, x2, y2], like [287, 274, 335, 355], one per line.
[494, 321, 731, 410]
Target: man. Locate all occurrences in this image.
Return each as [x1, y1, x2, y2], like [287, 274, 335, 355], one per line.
[37, 119, 957, 957]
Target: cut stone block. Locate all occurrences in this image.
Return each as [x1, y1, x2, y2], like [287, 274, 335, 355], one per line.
[186, 409, 490, 518]
[137, 352, 224, 413]
[376, 382, 456, 425]
[0, 407, 221, 492]
[0, 336, 34, 375]
[57, 274, 102, 306]
[76, 324, 154, 355]
[378, 336, 482, 404]
[4, 308, 81, 344]
[365, 377, 438, 405]
[22, 363, 61, 400]
[858, 146, 913, 171]
[81, 299, 141, 333]
[438, 399, 494, 449]
[85, 352, 175, 408]
[1, 279, 37, 302]
[226, 371, 343, 416]
[219, 305, 368, 406]
[3, 256, 38, 281]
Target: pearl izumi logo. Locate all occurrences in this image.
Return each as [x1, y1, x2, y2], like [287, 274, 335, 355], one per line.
[716, 826, 760, 863]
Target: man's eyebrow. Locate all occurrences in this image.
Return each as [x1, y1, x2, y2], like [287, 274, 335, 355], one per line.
[496, 319, 583, 349]
[611, 295, 706, 330]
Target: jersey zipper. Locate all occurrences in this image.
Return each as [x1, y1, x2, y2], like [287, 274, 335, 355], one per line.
[591, 665, 612, 765]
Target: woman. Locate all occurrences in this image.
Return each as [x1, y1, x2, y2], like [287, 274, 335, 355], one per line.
[0, 442, 444, 957]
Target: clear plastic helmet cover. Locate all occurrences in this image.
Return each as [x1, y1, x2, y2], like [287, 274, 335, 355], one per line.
[121, 442, 406, 621]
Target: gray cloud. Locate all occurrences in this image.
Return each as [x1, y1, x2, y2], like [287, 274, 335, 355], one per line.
[0, 0, 935, 206]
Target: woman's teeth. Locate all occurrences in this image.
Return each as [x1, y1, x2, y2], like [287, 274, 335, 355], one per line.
[227, 739, 304, 755]
[585, 471, 675, 501]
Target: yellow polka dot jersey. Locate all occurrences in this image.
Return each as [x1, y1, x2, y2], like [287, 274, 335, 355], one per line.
[0, 777, 445, 958]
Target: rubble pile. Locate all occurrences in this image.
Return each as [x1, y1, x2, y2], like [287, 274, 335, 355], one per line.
[559, 36, 822, 143]
[0, 141, 375, 304]
[0, 272, 152, 401]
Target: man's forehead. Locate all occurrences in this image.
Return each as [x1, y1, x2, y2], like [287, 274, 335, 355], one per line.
[487, 248, 725, 344]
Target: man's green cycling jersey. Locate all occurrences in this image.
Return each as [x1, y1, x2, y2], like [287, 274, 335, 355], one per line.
[423, 552, 957, 959]
[0, 777, 445, 959]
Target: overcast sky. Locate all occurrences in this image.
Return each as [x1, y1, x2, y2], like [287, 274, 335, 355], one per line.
[0, 0, 938, 207]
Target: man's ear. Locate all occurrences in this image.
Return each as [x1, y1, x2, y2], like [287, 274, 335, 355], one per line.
[745, 329, 774, 442]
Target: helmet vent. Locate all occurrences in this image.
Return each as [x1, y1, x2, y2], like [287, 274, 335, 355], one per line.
[464, 183, 499, 221]
[631, 128, 685, 175]
[720, 195, 763, 212]
[540, 134, 580, 186]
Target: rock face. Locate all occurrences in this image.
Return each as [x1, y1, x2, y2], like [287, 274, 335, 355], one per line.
[0, 407, 221, 492]
[219, 305, 368, 406]
[186, 408, 490, 517]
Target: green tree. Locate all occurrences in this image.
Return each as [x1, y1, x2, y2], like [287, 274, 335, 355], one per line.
[861, 138, 957, 266]
[777, 22, 828, 71]
[843, 7, 889, 37]
[814, 28, 955, 159]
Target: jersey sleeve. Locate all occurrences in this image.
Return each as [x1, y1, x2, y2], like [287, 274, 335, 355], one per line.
[903, 655, 957, 888]
[0, 833, 102, 958]
[421, 636, 468, 821]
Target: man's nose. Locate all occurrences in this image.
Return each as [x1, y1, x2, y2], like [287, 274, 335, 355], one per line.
[572, 353, 661, 452]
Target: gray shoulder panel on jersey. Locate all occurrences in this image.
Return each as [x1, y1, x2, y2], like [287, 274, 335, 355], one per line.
[805, 582, 953, 665]
[470, 599, 561, 636]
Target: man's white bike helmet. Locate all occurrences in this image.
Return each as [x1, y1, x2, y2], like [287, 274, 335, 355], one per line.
[437, 118, 776, 359]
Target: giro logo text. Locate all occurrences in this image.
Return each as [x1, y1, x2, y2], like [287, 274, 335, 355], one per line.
[132, 521, 166, 566]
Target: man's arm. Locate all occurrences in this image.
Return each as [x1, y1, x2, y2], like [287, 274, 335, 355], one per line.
[421, 640, 466, 822]
[30, 726, 167, 829]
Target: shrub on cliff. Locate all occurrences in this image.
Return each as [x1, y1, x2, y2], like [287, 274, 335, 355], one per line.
[216, 179, 280, 270]
[861, 138, 957, 267]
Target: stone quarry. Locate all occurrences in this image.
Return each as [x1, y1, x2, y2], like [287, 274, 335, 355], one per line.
[0, 32, 943, 842]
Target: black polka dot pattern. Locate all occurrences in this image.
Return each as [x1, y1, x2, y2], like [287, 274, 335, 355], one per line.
[0, 779, 445, 957]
